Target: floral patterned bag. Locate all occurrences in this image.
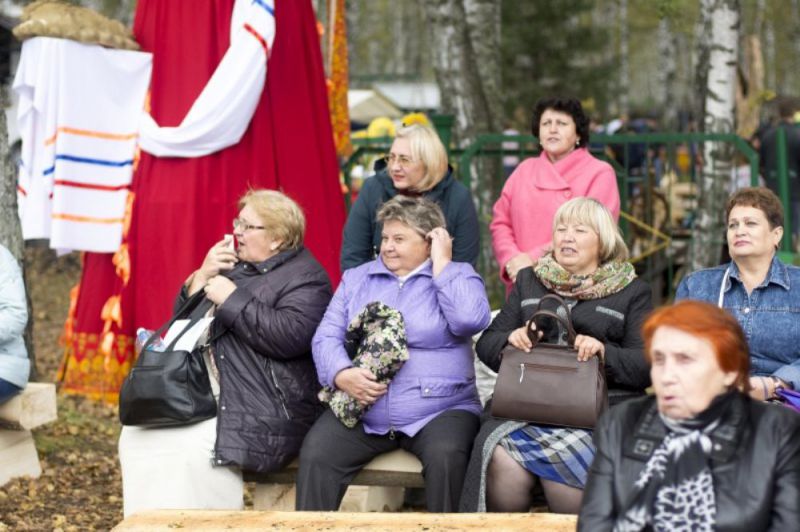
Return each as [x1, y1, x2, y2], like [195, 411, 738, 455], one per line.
[318, 301, 409, 427]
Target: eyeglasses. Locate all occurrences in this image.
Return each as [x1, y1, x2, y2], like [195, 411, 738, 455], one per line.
[232, 218, 265, 232]
[383, 153, 416, 168]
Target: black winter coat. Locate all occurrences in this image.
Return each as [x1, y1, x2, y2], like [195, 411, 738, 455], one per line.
[476, 267, 653, 401]
[579, 394, 800, 531]
[340, 168, 479, 270]
[176, 247, 331, 473]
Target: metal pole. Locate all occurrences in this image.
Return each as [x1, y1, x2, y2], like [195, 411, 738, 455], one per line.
[776, 127, 792, 252]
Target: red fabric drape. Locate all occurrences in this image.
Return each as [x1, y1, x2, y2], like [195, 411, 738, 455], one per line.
[62, 0, 345, 400]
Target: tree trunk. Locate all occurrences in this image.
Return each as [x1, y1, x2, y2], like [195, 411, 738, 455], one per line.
[420, 0, 501, 146]
[0, 100, 37, 379]
[656, 16, 678, 129]
[693, 0, 712, 127]
[419, 0, 504, 301]
[736, 34, 765, 140]
[690, 0, 740, 271]
[617, 0, 630, 118]
[764, 15, 776, 91]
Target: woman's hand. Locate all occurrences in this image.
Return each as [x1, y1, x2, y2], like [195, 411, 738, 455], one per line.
[574, 334, 605, 362]
[748, 376, 787, 401]
[187, 237, 238, 295]
[334, 367, 388, 407]
[198, 237, 238, 284]
[507, 321, 542, 353]
[428, 226, 453, 277]
[505, 253, 534, 282]
[204, 275, 237, 305]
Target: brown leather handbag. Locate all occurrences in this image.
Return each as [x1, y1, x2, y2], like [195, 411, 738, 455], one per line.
[490, 295, 608, 429]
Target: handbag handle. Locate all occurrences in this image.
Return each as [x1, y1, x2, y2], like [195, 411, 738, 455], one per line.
[526, 308, 577, 346]
[535, 294, 572, 317]
[142, 289, 211, 352]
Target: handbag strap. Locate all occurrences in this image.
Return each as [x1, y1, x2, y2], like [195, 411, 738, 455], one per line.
[527, 308, 577, 346]
[717, 268, 730, 308]
[142, 290, 212, 352]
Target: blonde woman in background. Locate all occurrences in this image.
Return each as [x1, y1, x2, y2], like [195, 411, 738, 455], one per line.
[340, 124, 479, 270]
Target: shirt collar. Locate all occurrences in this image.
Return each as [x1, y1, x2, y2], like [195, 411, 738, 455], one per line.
[727, 254, 790, 291]
[397, 259, 432, 282]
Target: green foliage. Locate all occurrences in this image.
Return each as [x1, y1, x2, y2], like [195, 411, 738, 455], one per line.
[500, 0, 615, 122]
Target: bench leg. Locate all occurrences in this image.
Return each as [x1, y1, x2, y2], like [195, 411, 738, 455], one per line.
[0, 429, 42, 487]
[252, 483, 296, 511]
[339, 486, 405, 512]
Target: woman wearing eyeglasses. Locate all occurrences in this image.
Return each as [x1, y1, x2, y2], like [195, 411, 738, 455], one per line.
[119, 189, 332, 516]
[340, 124, 479, 271]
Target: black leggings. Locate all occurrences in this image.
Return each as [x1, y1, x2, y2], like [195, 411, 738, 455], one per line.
[295, 408, 479, 512]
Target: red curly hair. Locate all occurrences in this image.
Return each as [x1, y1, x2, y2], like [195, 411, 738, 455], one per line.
[643, 301, 751, 391]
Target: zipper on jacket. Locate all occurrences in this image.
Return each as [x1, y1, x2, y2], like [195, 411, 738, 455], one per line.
[213, 345, 224, 465]
[266, 359, 291, 420]
[389, 427, 396, 440]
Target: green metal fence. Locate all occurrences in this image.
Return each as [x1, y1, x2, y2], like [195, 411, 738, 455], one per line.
[343, 131, 796, 305]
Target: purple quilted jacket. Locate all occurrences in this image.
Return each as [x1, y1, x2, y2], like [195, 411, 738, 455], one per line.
[312, 258, 491, 436]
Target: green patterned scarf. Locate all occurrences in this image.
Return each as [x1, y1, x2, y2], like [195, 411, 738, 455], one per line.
[534, 252, 636, 300]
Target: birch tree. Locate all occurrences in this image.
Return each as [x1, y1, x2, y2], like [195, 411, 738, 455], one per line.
[418, 0, 504, 299]
[690, 0, 740, 270]
[656, 13, 678, 129]
[618, 0, 630, 118]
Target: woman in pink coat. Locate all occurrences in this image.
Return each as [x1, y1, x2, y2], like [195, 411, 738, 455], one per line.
[491, 97, 620, 288]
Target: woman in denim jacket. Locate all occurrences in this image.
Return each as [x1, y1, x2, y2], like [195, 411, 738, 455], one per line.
[676, 187, 800, 397]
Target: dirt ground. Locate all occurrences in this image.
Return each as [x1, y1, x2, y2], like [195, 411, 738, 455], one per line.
[0, 246, 127, 530]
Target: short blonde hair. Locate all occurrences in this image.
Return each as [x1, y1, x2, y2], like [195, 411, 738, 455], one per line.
[238, 189, 305, 250]
[394, 124, 448, 192]
[552, 197, 628, 264]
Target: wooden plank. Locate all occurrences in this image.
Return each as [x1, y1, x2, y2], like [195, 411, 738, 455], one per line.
[0, 382, 58, 430]
[253, 484, 405, 512]
[114, 510, 579, 531]
[362, 449, 422, 473]
[0, 429, 42, 486]
[244, 449, 425, 488]
[252, 484, 296, 511]
[338, 485, 404, 512]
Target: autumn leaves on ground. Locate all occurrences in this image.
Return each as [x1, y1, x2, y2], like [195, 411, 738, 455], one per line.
[0, 247, 122, 530]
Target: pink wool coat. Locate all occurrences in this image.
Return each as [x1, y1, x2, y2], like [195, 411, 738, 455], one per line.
[490, 148, 620, 286]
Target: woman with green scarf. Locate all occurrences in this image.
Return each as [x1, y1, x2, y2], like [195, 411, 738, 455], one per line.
[460, 197, 653, 514]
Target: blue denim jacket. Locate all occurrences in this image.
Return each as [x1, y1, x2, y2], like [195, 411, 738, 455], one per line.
[676, 255, 800, 390]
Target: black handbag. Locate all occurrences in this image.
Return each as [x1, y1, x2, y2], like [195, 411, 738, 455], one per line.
[119, 291, 224, 427]
[490, 294, 608, 429]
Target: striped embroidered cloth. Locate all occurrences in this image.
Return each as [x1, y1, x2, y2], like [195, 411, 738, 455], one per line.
[14, 37, 152, 252]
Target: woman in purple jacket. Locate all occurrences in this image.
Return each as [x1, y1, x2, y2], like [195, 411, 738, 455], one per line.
[296, 196, 491, 512]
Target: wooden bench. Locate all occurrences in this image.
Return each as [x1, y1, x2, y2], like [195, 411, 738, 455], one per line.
[0, 382, 58, 486]
[244, 448, 424, 512]
[113, 509, 579, 531]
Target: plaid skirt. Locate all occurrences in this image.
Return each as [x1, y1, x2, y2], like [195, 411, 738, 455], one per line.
[499, 424, 595, 489]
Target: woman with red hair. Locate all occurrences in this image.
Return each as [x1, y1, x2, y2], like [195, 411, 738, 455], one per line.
[579, 300, 800, 531]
